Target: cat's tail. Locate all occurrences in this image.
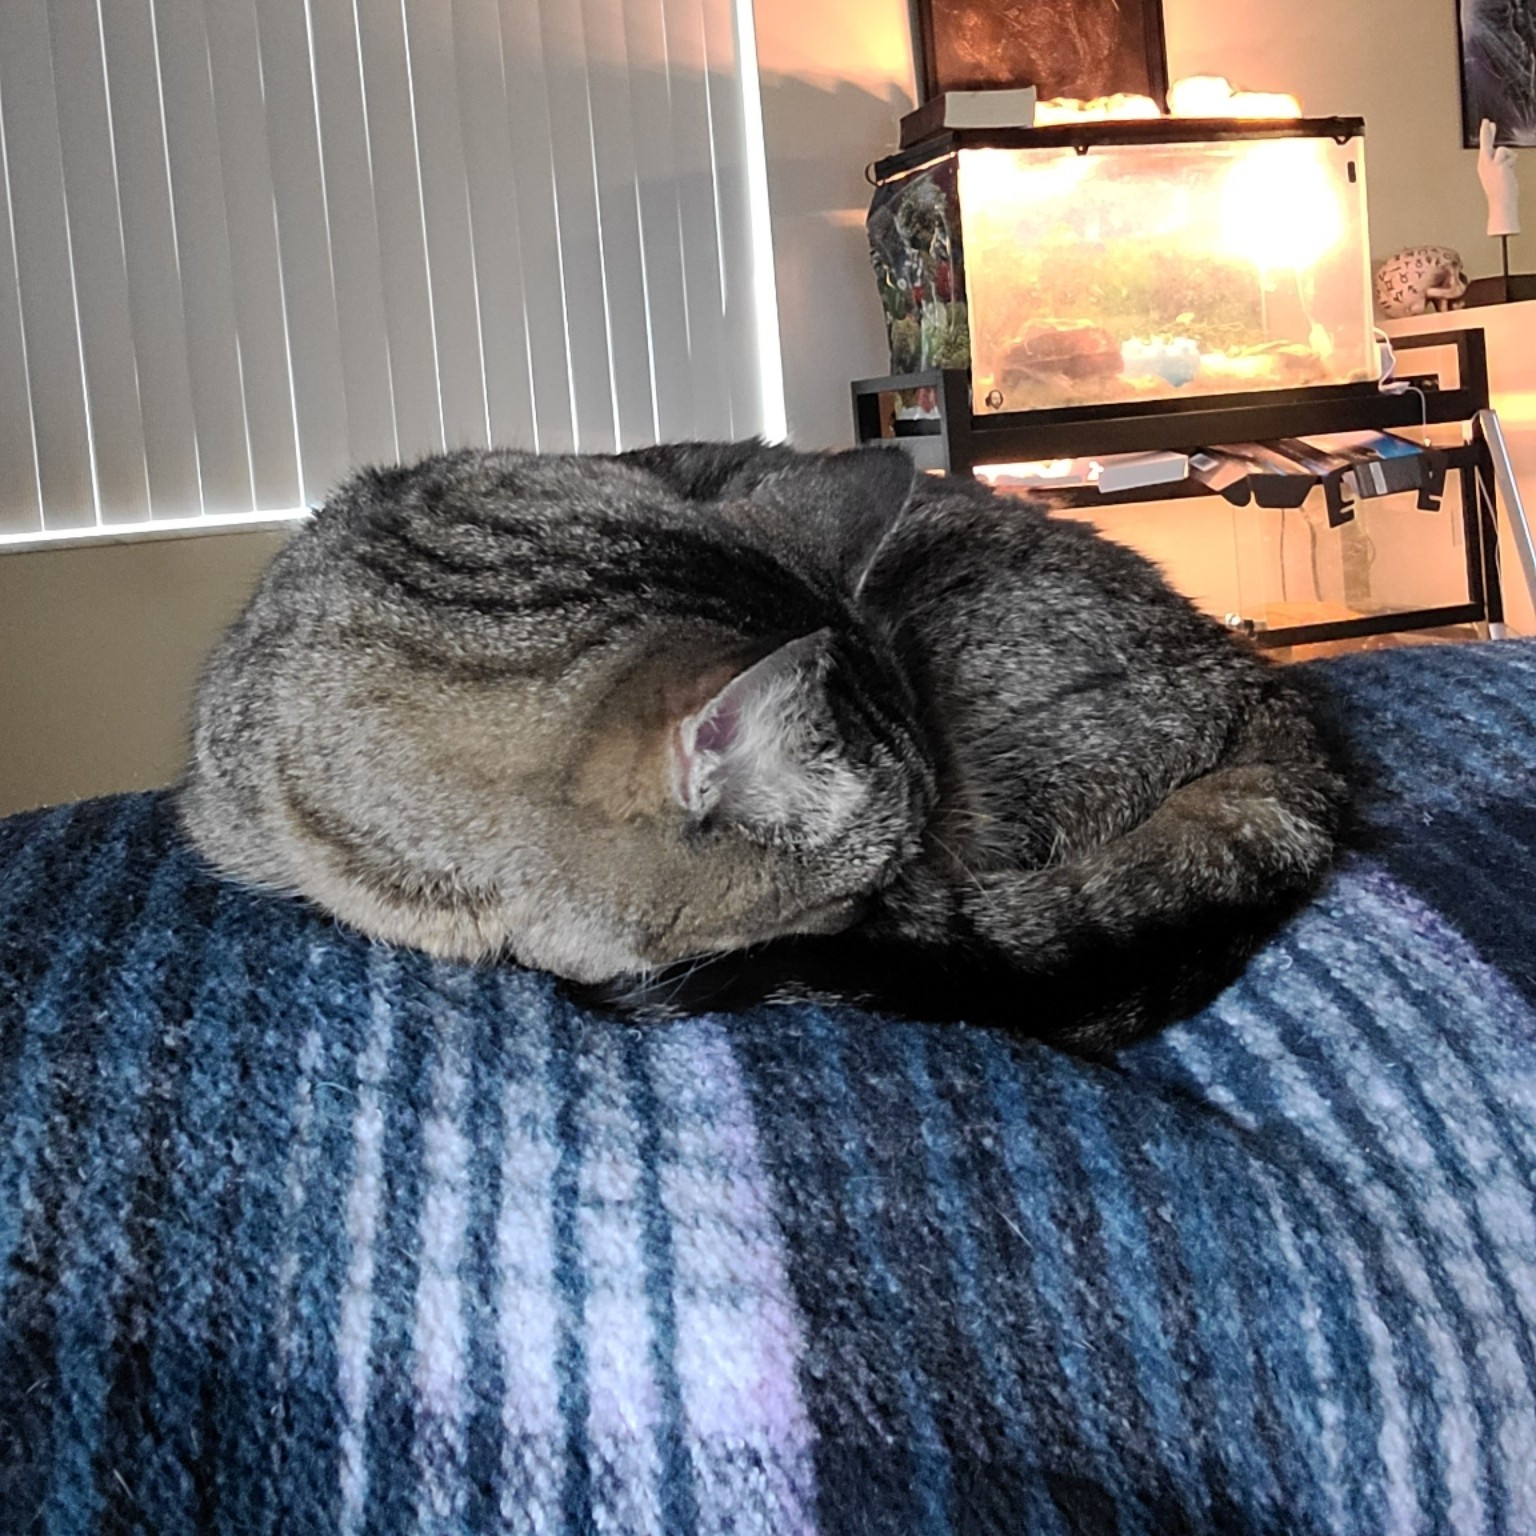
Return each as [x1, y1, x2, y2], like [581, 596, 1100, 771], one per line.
[952, 688, 1349, 1052]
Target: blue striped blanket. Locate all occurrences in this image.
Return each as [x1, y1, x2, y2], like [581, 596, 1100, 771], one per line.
[2, 638, 1535, 1535]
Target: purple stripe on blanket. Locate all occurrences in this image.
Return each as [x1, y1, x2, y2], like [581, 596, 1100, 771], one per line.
[647, 1021, 819, 1536]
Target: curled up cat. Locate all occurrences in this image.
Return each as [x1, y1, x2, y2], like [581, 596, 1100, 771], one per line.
[179, 440, 1347, 1052]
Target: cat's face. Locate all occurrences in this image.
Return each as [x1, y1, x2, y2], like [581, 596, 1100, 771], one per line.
[380, 624, 931, 982]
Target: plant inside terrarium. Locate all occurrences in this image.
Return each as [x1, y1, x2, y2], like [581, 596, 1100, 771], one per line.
[981, 239, 1268, 353]
[868, 160, 978, 374]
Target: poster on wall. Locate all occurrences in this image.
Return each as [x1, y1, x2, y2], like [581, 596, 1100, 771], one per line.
[909, 0, 1169, 106]
[1458, 0, 1536, 145]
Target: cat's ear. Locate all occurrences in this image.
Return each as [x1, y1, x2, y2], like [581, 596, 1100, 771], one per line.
[671, 630, 853, 831]
[743, 448, 918, 591]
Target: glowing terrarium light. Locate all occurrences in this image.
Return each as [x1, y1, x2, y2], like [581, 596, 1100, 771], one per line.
[1216, 137, 1346, 277]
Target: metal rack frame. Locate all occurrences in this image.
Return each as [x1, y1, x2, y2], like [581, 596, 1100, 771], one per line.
[852, 326, 1504, 651]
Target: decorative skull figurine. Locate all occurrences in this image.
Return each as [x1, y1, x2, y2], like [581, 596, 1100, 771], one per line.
[1374, 245, 1470, 319]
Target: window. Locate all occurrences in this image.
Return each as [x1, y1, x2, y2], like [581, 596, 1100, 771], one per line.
[0, 0, 783, 545]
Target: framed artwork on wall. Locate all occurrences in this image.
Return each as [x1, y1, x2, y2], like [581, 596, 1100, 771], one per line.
[909, 0, 1169, 106]
[1457, 0, 1536, 146]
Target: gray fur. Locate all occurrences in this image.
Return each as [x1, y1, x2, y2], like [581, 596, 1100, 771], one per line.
[180, 441, 1345, 1049]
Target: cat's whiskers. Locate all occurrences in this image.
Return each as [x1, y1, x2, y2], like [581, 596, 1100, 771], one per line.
[657, 946, 735, 1011]
[924, 830, 990, 900]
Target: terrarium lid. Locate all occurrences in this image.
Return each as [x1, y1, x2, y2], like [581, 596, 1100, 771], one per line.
[873, 115, 1367, 184]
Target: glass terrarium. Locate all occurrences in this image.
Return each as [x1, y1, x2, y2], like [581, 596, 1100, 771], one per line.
[867, 119, 1378, 416]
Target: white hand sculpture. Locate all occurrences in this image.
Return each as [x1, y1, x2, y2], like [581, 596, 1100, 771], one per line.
[1479, 119, 1521, 238]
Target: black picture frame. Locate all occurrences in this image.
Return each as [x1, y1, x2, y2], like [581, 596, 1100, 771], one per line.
[909, 0, 1169, 108]
[1456, 0, 1536, 147]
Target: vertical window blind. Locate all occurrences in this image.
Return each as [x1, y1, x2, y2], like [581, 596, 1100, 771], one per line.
[0, 0, 781, 542]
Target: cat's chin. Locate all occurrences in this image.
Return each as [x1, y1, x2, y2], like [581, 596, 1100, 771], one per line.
[567, 954, 750, 1022]
[567, 897, 867, 1014]
[561, 932, 934, 1025]
[769, 891, 870, 939]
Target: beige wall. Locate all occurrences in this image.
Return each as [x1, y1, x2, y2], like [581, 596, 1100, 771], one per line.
[751, 0, 917, 447]
[0, 528, 287, 815]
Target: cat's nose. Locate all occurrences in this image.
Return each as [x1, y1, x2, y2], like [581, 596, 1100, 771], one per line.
[786, 894, 867, 937]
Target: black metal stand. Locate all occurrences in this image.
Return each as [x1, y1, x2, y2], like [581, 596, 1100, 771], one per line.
[852, 327, 1505, 652]
[1454, 244, 1536, 307]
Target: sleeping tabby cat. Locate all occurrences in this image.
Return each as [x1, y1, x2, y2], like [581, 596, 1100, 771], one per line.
[180, 440, 1346, 1051]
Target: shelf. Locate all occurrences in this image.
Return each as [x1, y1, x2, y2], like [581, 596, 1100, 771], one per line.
[851, 327, 1503, 650]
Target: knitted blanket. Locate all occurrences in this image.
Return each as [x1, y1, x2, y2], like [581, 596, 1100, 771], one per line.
[2, 639, 1535, 1536]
